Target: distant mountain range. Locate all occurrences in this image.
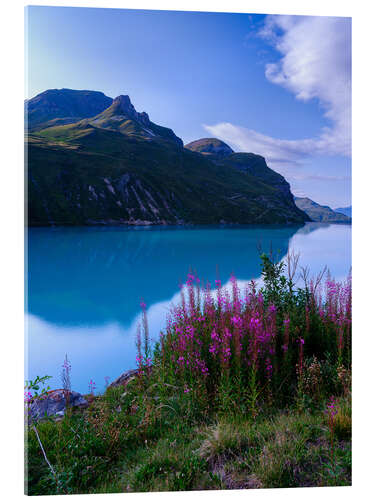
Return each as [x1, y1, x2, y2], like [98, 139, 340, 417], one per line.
[25, 88, 309, 226]
[334, 206, 352, 218]
[294, 197, 351, 223]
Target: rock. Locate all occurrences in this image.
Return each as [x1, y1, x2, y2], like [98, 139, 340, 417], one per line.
[108, 368, 140, 389]
[28, 389, 88, 421]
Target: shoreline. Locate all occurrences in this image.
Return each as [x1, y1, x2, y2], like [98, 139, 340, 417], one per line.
[26, 220, 351, 229]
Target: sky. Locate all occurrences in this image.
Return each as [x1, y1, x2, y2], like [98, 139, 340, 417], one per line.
[26, 6, 351, 208]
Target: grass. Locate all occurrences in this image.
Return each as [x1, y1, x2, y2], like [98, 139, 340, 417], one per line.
[198, 405, 350, 489]
[26, 389, 351, 494]
[25, 253, 351, 494]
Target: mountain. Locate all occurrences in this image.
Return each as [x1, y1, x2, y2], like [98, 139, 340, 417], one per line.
[25, 88, 113, 130]
[217, 152, 295, 200]
[334, 206, 352, 218]
[294, 197, 351, 223]
[83, 95, 183, 147]
[185, 138, 234, 157]
[186, 141, 296, 202]
[26, 90, 309, 226]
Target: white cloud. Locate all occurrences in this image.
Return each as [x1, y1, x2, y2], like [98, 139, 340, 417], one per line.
[203, 122, 318, 168]
[204, 15, 351, 169]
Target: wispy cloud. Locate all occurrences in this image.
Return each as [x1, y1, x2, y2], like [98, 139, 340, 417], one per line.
[293, 174, 351, 182]
[204, 15, 351, 169]
[203, 122, 319, 168]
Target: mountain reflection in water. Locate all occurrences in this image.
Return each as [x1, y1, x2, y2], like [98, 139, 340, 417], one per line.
[26, 223, 351, 393]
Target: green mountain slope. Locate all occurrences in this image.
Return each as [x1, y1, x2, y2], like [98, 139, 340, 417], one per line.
[185, 142, 298, 206]
[26, 91, 309, 226]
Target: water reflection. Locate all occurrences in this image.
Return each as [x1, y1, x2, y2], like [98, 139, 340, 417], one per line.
[26, 223, 351, 393]
[27, 225, 302, 328]
[287, 223, 351, 283]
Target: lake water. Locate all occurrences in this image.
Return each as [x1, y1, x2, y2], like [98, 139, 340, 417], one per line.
[26, 223, 351, 394]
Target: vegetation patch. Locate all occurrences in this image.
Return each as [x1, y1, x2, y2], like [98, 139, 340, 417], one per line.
[25, 252, 351, 494]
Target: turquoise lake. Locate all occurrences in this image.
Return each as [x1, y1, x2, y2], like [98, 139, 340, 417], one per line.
[26, 223, 351, 394]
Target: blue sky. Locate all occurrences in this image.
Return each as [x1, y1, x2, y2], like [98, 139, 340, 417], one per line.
[26, 6, 351, 207]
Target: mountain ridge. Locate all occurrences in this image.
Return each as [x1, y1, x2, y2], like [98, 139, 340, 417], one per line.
[26, 88, 310, 227]
[294, 197, 351, 223]
[25, 88, 113, 130]
[334, 206, 352, 218]
[86, 94, 183, 146]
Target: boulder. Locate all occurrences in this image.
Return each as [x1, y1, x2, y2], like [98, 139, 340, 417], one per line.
[28, 389, 88, 421]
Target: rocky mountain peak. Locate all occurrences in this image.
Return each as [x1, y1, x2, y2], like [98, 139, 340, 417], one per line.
[111, 95, 136, 115]
[109, 95, 150, 126]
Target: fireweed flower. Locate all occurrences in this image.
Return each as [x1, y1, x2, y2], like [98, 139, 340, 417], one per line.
[265, 357, 273, 380]
[297, 338, 305, 377]
[24, 391, 33, 404]
[186, 273, 195, 286]
[257, 293, 264, 313]
[88, 379, 96, 395]
[209, 329, 220, 356]
[247, 316, 262, 367]
[326, 396, 338, 417]
[134, 270, 350, 412]
[140, 300, 146, 310]
[231, 315, 242, 327]
[230, 274, 240, 310]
